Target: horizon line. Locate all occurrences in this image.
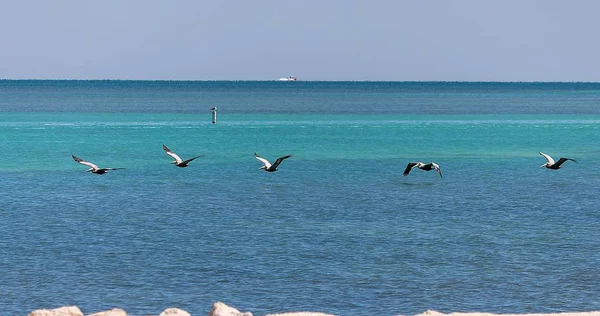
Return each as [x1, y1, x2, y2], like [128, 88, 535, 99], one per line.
[2, 78, 600, 84]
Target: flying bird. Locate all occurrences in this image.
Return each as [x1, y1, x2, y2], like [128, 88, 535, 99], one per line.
[72, 155, 124, 174]
[403, 162, 443, 178]
[254, 153, 292, 172]
[163, 144, 202, 167]
[539, 152, 576, 170]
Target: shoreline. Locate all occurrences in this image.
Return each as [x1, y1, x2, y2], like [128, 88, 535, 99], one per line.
[28, 302, 600, 316]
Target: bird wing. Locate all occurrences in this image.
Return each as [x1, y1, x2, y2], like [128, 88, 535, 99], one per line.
[403, 162, 419, 176]
[271, 155, 292, 169]
[432, 162, 443, 178]
[254, 153, 271, 168]
[554, 157, 576, 167]
[181, 155, 202, 165]
[539, 152, 555, 165]
[72, 155, 99, 170]
[163, 144, 183, 164]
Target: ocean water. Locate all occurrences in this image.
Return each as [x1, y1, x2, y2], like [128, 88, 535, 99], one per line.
[1, 81, 599, 316]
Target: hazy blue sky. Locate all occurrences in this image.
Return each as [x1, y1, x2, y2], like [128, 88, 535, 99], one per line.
[1, 1, 599, 81]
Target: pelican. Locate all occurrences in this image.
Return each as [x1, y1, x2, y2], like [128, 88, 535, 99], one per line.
[539, 152, 576, 169]
[72, 155, 124, 174]
[254, 153, 292, 172]
[163, 144, 202, 167]
[403, 162, 443, 178]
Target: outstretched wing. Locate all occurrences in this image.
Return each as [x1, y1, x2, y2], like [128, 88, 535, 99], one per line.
[72, 155, 99, 170]
[403, 162, 419, 176]
[539, 152, 555, 165]
[432, 162, 443, 178]
[554, 157, 576, 168]
[181, 155, 202, 165]
[163, 144, 183, 164]
[254, 153, 272, 168]
[271, 154, 292, 169]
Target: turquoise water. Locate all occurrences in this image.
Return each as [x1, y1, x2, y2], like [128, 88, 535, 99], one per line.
[1, 81, 599, 315]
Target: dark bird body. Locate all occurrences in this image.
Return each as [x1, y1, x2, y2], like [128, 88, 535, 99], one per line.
[254, 153, 291, 172]
[539, 152, 576, 169]
[163, 144, 202, 167]
[403, 162, 443, 178]
[72, 155, 124, 174]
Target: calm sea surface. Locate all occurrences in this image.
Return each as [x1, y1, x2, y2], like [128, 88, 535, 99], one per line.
[1, 81, 599, 315]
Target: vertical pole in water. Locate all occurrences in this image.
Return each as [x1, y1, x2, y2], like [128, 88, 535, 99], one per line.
[211, 107, 217, 124]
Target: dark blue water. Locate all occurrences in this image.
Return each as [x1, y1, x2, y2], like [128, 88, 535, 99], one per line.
[1, 81, 599, 315]
[2, 80, 600, 114]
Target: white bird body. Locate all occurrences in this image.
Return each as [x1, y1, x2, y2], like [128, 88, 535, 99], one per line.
[403, 161, 443, 178]
[539, 152, 575, 169]
[254, 153, 291, 172]
[163, 144, 202, 167]
[72, 155, 124, 174]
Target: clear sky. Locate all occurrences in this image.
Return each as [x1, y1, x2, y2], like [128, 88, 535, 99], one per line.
[1, 1, 599, 81]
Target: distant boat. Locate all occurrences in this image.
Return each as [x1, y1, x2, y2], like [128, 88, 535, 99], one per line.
[278, 76, 297, 81]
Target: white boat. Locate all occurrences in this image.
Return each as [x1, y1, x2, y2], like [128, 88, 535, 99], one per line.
[278, 76, 297, 81]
